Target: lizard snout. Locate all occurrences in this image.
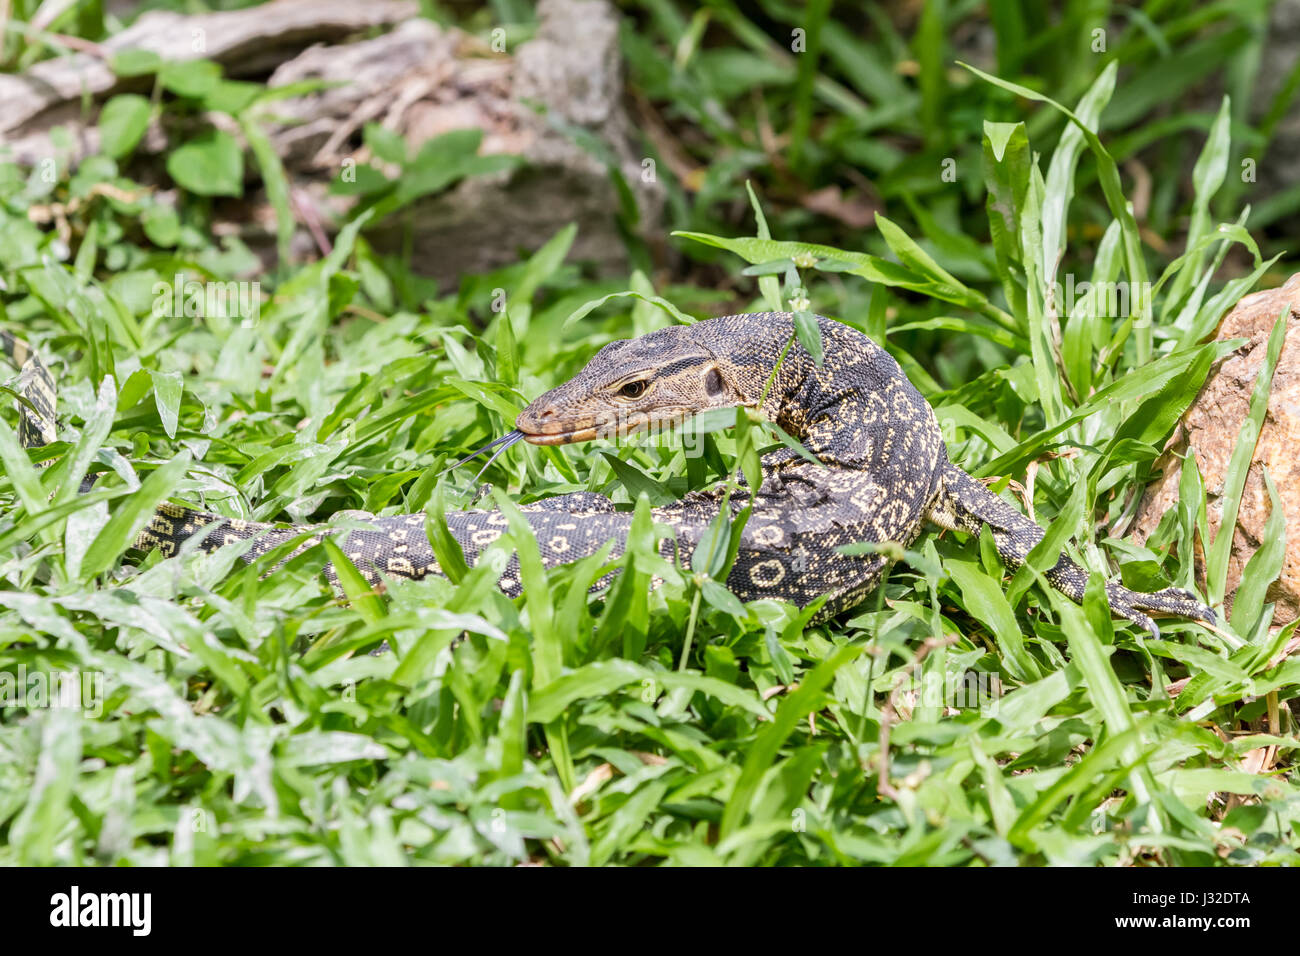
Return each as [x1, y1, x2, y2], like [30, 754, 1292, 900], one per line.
[515, 403, 562, 433]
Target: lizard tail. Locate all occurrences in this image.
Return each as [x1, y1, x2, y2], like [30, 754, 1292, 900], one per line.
[1, 329, 58, 447]
[3, 330, 300, 559]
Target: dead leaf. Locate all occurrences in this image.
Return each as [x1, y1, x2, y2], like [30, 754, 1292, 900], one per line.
[800, 185, 879, 229]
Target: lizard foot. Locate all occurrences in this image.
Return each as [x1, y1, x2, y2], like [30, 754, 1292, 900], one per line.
[1105, 582, 1215, 638]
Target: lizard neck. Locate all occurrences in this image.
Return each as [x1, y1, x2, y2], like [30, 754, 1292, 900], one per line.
[700, 312, 941, 472]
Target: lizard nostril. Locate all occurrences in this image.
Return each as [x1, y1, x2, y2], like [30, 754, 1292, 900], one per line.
[540, 408, 556, 418]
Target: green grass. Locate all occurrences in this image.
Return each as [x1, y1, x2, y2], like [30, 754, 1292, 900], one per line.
[0, 0, 1297, 865]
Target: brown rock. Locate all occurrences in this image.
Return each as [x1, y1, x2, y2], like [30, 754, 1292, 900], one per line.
[262, 0, 663, 284]
[0, 0, 662, 286]
[0, 0, 421, 162]
[1132, 273, 1300, 624]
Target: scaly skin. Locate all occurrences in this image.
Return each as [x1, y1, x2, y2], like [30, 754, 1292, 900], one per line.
[2, 314, 1214, 632]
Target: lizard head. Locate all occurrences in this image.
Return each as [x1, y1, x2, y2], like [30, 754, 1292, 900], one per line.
[515, 325, 748, 445]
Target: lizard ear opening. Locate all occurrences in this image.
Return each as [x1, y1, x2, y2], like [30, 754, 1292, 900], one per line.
[704, 365, 727, 398]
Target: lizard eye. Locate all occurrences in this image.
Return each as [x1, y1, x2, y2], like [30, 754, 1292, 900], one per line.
[619, 380, 647, 398]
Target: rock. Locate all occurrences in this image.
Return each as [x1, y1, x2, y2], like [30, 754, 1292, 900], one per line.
[1254, 0, 1300, 228]
[1132, 273, 1300, 624]
[0, 0, 662, 286]
[0, 0, 420, 164]
[260, 0, 662, 284]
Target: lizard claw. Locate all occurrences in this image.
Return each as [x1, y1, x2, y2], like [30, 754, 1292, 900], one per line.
[1105, 582, 1214, 636]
